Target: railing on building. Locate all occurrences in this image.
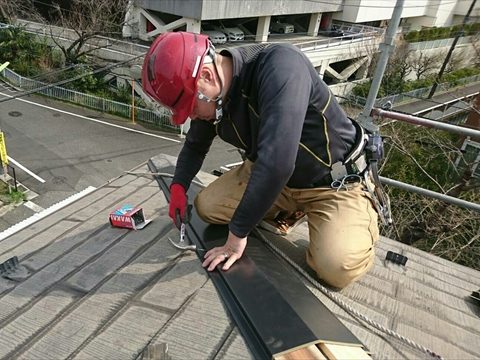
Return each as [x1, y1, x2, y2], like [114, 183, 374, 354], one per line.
[294, 27, 383, 52]
[1, 68, 178, 132]
[331, 21, 385, 36]
[408, 36, 473, 51]
[10, 20, 385, 61]
[345, 74, 480, 108]
[12, 20, 150, 57]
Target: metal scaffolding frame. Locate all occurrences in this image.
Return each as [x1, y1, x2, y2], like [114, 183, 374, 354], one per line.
[373, 108, 480, 213]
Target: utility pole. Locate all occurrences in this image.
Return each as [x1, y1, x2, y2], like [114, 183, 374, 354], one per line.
[0, 62, 10, 184]
[131, 79, 136, 124]
[428, 0, 477, 99]
[357, 0, 405, 134]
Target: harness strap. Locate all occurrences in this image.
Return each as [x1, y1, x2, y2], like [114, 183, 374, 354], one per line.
[330, 120, 369, 181]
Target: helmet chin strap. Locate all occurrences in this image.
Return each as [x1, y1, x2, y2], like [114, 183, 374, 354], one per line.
[197, 90, 223, 124]
[197, 47, 224, 125]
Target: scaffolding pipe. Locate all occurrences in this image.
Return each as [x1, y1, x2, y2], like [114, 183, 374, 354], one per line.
[357, 0, 405, 133]
[372, 108, 480, 138]
[380, 176, 480, 212]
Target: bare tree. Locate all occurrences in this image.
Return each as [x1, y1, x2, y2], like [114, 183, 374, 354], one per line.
[1, 0, 130, 65]
[0, 0, 28, 21]
[49, 0, 130, 64]
[378, 114, 480, 269]
[381, 39, 413, 94]
[470, 33, 480, 68]
[444, 49, 465, 74]
[408, 51, 442, 80]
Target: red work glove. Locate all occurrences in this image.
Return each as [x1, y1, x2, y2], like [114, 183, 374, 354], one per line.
[169, 183, 187, 228]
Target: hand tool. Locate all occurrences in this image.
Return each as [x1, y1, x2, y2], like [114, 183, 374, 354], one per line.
[168, 204, 200, 251]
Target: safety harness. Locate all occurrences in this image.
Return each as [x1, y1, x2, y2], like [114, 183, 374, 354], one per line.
[330, 120, 393, 225]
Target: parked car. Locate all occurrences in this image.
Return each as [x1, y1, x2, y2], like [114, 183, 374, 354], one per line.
[201, 23, 228, 44]
[216, 24, 244, 41]
[325, 27, 344, 37]
[270, 21, 294, 34]
[326, 26, 358, 40]
[201, 30, 227, 44]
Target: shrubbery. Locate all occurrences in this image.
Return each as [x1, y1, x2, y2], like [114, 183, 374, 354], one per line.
[404, 23, 480, 42]
[0, 26, 62, 77]
[352, 66, 480, 98]
[0, 26, 136, 104]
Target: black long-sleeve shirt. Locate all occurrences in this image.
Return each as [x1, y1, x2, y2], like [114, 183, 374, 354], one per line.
[172, 43, 356, 238]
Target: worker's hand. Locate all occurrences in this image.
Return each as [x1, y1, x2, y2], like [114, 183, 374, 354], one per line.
[202, 231, 247, 272]
[169, 183, 187, 228]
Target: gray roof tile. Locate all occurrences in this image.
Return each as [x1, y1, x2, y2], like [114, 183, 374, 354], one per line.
[0, 159, 478, 360]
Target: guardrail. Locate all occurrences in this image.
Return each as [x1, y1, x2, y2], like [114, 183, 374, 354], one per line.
[294, 31, 381, 52]
[0, 68, 178, 132]
[345, 74, 480, 108]
[331, 21, 385, 35]
[293, 21, 384, 52]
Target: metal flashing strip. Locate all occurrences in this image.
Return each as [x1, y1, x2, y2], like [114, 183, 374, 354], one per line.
[148, 155, 363, 359]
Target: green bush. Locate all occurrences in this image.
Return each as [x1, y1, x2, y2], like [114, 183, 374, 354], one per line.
[351, 67, 480, 99]
[0, 26, 53, 77]
[404, 30, 419, 42]
[352, 81, 372, 97]
[0, 182, 26, 204]
[404, 23, 479, 43]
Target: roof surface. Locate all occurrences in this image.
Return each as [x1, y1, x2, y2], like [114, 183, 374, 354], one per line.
[0, 155, 479, 360]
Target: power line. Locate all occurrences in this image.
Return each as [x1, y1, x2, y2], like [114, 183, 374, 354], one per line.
[29, 63, 84, 80]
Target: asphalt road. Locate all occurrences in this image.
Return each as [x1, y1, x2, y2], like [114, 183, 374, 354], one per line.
[0, 83, 240, 231]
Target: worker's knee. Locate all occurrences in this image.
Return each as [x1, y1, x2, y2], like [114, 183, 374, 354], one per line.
[306, 248, 375, 289]
[194, 188, 235, 224]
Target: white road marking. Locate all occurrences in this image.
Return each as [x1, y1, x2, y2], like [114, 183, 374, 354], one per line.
[24, 200, 44, 212]
[7, 156, 46, 183]
[0, 91, 181, 143]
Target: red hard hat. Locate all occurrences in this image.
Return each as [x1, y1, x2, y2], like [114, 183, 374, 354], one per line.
[142, 32, 210, 125]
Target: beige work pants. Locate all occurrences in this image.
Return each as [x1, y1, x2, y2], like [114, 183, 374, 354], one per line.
[195, 160, 379, 289]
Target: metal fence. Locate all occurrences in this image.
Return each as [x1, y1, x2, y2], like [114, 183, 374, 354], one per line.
[345, 74, 480, 108]
[1, 68, 178, 132]
[408, 36, 472, 51]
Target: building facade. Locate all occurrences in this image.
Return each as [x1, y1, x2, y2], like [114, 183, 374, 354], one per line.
[124, 0, 479, 41]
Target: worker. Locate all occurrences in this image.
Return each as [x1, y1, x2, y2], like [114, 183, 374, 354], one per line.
[142, 31, 380, 289]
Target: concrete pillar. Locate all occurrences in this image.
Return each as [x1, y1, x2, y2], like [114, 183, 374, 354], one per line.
[122, 0, 135, 38]
[318, 60, 328, 79]
[356, 56, 372, 80]
[186, 18, 201, 34]
[308, 13, 322, 37]
[256, 16, 271, 42]
[138, 12, 147, 40]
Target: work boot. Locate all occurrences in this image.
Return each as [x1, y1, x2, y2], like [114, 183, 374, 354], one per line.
[259, 211, 306, 236]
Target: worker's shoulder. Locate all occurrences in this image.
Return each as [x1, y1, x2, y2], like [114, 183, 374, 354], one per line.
[256, 43, 306, 67]
[263, 42, 302, 56]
